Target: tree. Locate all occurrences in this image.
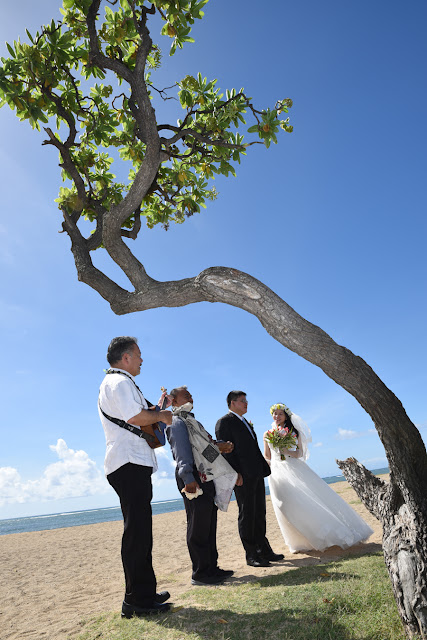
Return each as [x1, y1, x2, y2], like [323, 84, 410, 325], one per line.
[0, 1, 426, 636]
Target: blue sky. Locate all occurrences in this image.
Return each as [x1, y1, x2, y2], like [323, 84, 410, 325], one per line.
[0, 0, 426, 520]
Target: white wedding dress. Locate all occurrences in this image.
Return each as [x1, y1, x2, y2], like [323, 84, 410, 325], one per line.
[267, 420, 373, 553]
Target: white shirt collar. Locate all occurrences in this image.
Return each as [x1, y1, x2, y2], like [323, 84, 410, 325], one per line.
[229, 410, 245, 421]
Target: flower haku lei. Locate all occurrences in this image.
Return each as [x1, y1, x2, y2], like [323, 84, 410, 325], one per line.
[270, 403, 292, 416]
[265, 425, 298, 461]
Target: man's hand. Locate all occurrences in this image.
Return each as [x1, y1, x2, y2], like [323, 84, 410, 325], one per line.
[216, 441, 234, 454]
[159, 410, 173, 426]
[235, 473, 243, 487]
[158, 390, 172, 408]
[184, 481, 199, 494]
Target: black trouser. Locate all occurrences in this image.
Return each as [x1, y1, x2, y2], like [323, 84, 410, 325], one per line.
[176, 471, 218, 580]
[234, 475, 270, 559]
[107, 463, 156, 607]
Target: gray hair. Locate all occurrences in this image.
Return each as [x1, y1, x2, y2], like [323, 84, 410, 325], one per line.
[107, 336, 138, 365]
[169, 385, 188, 398]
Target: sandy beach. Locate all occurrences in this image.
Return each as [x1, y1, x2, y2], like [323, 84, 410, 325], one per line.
[0, 478, 384, 640]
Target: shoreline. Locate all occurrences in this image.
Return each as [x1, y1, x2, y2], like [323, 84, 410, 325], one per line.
[0, 477, 385, 640]
[0, 467, 390, 536]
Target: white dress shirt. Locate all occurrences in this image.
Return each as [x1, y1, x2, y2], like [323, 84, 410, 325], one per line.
[98, 368, 157, 476]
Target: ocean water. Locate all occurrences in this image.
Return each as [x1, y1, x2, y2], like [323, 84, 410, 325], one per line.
[0, 467, 389, 536]
[0, 498, 185, 536]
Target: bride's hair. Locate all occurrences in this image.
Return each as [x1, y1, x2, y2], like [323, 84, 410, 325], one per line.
[283, 413, 299, 438]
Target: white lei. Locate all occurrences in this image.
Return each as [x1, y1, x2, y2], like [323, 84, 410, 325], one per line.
[173, 408, 237, 511]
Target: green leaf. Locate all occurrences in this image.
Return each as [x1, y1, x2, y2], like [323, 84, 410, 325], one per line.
[6, 42, 15, 58]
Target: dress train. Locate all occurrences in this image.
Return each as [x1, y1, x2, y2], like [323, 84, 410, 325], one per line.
[268, 447, 373, 553]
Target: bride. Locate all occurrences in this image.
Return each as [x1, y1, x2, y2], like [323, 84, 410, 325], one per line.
[264, 403, 373, 553]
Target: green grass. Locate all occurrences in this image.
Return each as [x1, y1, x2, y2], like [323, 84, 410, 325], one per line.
[75, 553, 408, 640]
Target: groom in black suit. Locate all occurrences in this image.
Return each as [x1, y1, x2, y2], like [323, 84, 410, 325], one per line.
[215, 391, 284, 567]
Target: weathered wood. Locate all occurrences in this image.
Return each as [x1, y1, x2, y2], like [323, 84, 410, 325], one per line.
[337, 457, 427, 639]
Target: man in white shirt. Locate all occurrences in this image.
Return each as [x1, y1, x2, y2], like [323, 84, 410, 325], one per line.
[98, 336, 173, 616]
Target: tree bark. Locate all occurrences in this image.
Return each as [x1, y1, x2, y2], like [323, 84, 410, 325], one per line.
[337, 458, 427, 638]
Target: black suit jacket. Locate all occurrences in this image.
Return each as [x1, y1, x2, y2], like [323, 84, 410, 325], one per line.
[215, 412, 271, 479]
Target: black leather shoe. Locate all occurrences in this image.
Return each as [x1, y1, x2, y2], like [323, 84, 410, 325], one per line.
[191, 574, 225, 585]
[246, 556, 271, 567]
[215, 568, 234, 578]
[261, 552, 284, 562]
[155, 591, 171, 603]
[121, 600, 171, 617]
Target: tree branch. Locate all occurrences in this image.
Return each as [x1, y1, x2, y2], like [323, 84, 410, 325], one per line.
[336, 457, 400, 522]
[159, 125, 244, 150]
[84, 0, 160, 290]
[86, 0, 134, 83]
[42, 128, 87, 214]
[62, 210, 130, 304]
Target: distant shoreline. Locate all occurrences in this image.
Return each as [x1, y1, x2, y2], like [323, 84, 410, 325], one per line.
[0, 466, 390, 536]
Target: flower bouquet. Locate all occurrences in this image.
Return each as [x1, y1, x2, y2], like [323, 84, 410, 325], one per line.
[265, 426, 298, 461]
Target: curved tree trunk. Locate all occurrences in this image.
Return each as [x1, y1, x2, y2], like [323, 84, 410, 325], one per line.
[337, 459, 427, 638]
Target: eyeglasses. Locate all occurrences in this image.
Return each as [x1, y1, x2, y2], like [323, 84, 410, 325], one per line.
[236, 398, 248, 404]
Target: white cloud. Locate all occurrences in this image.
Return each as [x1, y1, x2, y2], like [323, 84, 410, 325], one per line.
[0, 439, 109, 507]
[313, 442, 323, 448]
[0, 467, 24, 502]
[152, 447, 177, 488]
[0, 441, 183, 510]
[335, 426, 379, 440]
[336, 428, 358, 440]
